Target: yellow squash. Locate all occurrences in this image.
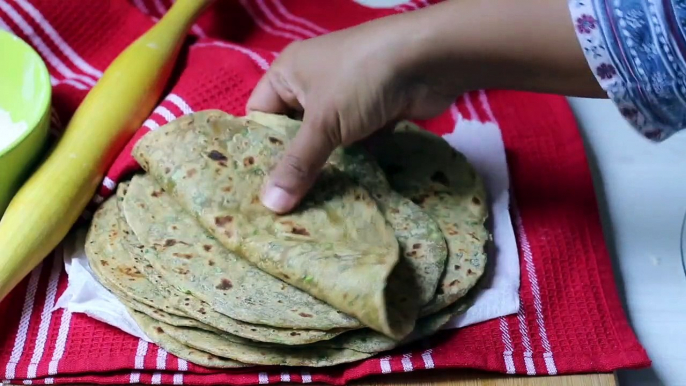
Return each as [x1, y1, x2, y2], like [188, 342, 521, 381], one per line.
[0, 0, 214, 301]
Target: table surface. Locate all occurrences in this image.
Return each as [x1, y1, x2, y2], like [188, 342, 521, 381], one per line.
[50, 373, 616, 386]
[567, 98, 686, 386]
[352, 371, 616, 386]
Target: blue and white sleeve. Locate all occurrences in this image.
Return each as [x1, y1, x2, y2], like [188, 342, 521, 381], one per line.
[569, 0, 686, 141]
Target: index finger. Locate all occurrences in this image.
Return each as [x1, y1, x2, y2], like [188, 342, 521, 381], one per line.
[246, 72, 302, 114]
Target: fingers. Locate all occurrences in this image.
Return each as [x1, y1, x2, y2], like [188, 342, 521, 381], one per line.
[246, 72, 303, 114]
[260, 113, 339, 214]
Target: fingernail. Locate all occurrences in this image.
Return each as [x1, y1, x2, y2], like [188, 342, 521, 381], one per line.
[261, 185, 296, 213]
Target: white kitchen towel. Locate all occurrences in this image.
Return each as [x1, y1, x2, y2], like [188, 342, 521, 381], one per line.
[55, 114, 520, 336]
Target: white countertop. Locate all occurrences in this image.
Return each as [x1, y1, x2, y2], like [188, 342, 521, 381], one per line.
[567, 97, 686, 386]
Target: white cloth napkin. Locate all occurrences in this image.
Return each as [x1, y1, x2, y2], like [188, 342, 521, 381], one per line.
[55, 115, 520, 336]
[54, 228, 152, 342]
[441, 115, 521, 329]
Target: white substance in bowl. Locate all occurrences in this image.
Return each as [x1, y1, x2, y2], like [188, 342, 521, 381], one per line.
[0, 107, 28, 152]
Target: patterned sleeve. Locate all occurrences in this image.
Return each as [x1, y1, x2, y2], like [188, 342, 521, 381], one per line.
[568, 0, 686, 141]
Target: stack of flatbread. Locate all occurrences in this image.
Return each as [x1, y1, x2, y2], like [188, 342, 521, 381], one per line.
[85, 110, 489, 368]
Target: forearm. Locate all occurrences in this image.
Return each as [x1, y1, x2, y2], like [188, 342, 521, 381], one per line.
[400, 0, 606, 98]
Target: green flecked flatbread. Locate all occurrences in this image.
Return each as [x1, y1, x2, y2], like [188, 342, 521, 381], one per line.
[161, 322, 377, 367]
[116, 183, 350, 344]
[123, 173, 361, 331]
[117, 296, 205, 328]
[85, 196, 191, 320]
[133, 110, 416, 340]
[146, 291, 473, 366]
[373, 122, 489, 315]
[128, 309, 248, 368]
[243, 112, 447, 307]
[318, 292, 474, 353]
[330, 150, 446, 307]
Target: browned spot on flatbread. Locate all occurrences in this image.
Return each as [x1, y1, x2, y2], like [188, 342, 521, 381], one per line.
[203, 245, 212, 252]
[173, 267, 189, 275]
[165, 239, 177, 247]
[208, 260, 215, 266]
[291, 226, 310, 236]
[100, 260, 109, 266]
[155, 327, 164, 333]
[215, 215, 233, 227]
[164, 167, 171, 174]
[207, 150, 228, 161]
[186, 168, 197, 178]
[411, 194, 428, 205]
[299, 312, 313, 318]
[290, 332, 301, 336]
[172, 252, 194, 259]
[243, 156, 255, 166]
[412, 243, 421, 249]
[222, 186, 232, 192]
[118, 266, 144, 278]
[151, 190, 163, 197]
[268, 136, 283, 145]
[198, 307, 206, 314]
[216, 278, 233, 290]
[454, 265, 461, 271]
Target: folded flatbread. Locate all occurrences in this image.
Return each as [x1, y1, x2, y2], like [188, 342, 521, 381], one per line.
[373, 123, 489, 315]
[133, 110, 416, 339]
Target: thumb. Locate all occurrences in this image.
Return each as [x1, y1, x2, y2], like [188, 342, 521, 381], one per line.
[260, 113, 339, 214]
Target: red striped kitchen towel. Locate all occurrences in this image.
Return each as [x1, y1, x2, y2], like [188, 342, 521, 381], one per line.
[0, 0, 649, 384]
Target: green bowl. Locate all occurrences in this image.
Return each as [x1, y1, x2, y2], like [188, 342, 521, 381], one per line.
[0, 30, 51, 216]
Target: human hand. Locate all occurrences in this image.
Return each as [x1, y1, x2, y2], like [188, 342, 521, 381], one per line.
[247, 12, 458, 214]
[248, 0, 601, 214]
